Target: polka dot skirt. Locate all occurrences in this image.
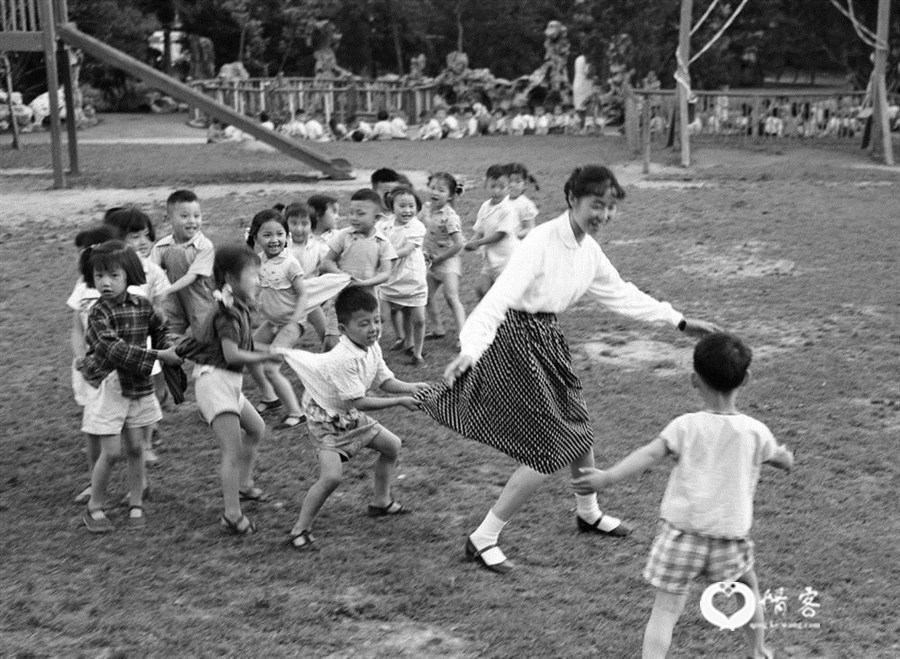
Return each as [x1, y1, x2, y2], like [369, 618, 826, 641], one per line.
[418, 309, 594, 475]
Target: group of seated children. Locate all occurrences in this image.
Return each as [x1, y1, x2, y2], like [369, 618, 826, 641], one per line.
[416, 104, 603, 139]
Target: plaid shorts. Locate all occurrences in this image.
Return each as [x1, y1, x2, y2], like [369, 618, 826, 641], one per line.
[643, 520, 754, 594]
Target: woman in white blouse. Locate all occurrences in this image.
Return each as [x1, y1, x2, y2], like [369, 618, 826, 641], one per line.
[419, 165, 719, 573]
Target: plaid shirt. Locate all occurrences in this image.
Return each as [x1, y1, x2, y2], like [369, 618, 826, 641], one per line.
[78, 293, 171, 399]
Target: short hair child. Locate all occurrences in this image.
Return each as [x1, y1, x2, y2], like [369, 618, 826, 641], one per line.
[307, 194, 339, 240]
[184, 243, 284, 535]
[150, 189, 215, 338]
[78, 241, 182, 533]
[572, 332, 794, 659]
[506, 163, 540, 238]
[279, 286, 430, 551]
[422, 171, 467, 341]
[465, 163, 519, 299]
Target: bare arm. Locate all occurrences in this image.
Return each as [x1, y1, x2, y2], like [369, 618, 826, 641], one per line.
[221, 338, 283, 367]
[347, 394, 420, 412]
[379, 378, 430, 396]
[71, 313, 86, 359]
[163, 272, 199, 297]
[571, 436, 670, 493]
[466, 229, 508, 250]
[353, 257, 396, 288]
[288, 276, 308, 325]
[320, 249, 343, 275]
[430, 232, 464, 265]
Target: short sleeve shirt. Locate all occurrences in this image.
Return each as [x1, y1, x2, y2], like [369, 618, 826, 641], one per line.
[188, 302, 254, 372]
[258, 250, 304, 325]
[422, 204, 462, 255]
[327, 228, 397, 281]
[473, 198, 519, 272]
[150, 231, 214, 282]
[659, 411, 780, 538]
[508, 195, 539, 233]
[289, 238, 329, 278]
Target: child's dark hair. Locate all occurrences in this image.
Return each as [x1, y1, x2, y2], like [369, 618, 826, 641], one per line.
[76, 225, 117, 280]
[335, 286, 378, 325]
[485, 164, 509, 180]
[428, 172, 463, 199]
[693, 333, 752, 393]
[507, 163, 540, 191]
[103, 206, 156, 242]
[307, 194, 338, 225]
[350, 188, 385, 207]
[371, 167, 402, 188]
[213, 243, 260, 290]
[167, 189, 198, 207]
[83, 240, 146, 289]
[246, 208, 288, 248]
[385, 186, 423, 212]
[563, 165, 625, 207]
[377, 109, 389, 121]
[284, 201, 313, 229]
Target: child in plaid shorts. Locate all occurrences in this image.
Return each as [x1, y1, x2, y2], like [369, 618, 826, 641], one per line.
[573, 333, 794, 659]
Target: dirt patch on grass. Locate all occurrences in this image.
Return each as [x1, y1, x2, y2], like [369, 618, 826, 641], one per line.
[322, 620, 476, 658]
[677, 239, 797, 279]
[579, 335, 687, 377]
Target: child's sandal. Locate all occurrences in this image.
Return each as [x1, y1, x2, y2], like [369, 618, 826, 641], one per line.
[367, 500, 409, 517]
[255, 399, 282, 414]
[127, 505, 146, 529]
[289, 529, 317, 552]
[220, 514, 256, 535]
[83, 506, 114, 533]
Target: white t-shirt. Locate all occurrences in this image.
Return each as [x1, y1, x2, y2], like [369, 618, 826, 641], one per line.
[659, 411, 781, 538]
[473, 198, 519, 276]
[508, 194, 539, 236]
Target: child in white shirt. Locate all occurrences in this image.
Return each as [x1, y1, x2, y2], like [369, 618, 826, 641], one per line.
[464, 164, 519, 299]
[505, 163, 540, 238]
[573, 332, 793, 659]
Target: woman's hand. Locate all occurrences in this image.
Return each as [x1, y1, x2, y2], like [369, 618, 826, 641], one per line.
[443, 354, 473, 386]
[681, 318, 722, 338]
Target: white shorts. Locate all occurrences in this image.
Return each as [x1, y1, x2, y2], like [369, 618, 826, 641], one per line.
[81, 371, 162, 435]
[194, 365, 247, 424]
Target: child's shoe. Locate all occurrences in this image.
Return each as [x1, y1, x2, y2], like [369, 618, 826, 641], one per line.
[127, 505, 146, 529]
[83, 507, 113, 533]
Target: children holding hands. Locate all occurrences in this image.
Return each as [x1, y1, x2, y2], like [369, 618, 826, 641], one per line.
[572, 332, 793, 659]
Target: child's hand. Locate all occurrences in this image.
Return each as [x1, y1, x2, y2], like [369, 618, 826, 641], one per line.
[408, 382, 430, 396]
[266, 352, 285, 363]
[464, 240, 478, 251]
[397, 396, 421, 411]
[444, 354, 473, 386]
[570, 467, 610, 494]
[157, 347, 183, 365]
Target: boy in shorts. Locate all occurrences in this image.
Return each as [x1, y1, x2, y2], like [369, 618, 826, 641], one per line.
[280, 286, 428, 551]
[572, 332, 794, 659]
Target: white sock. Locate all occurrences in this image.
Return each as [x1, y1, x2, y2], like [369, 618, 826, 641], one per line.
[470, 509, 507, 549]
[575, 494, 601, 523]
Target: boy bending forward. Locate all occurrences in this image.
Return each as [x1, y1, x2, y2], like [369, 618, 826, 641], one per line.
[279, 287, 428, 551]
[572, 333, 794, 659]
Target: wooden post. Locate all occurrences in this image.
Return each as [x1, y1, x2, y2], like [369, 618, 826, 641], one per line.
[59, 45, 79, 175]
[870, 0, 894, 165]
[2, 54, 21, 149]
[642, 91, 652, 174]
[38, 0, 64, 187]
[677, 0, 692, 167]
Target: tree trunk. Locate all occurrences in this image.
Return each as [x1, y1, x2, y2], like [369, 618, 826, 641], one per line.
[456, 1, 464, 52]
[385, 0, 404, 73]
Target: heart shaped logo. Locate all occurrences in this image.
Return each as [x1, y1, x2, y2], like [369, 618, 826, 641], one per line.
[700, 581, 757, 631]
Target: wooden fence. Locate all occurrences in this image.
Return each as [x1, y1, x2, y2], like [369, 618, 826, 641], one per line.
[625, 88, 870, 171]
[188, 77, 440, 124]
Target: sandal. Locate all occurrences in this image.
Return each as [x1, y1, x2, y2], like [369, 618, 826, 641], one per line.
[274, 414, 306, 430]
[367, 500, 410, 517]
[576, 514, 633, 537]
[255, 399, 282, 414]
[239, 487, 269, 502]
[220, 514, 256, 535]
[289, 529, 317, 552]
[128, 505, 146, 529]
[389, 338, 407, 351]
[83, 506, 114, 534]
[465, 537, 514, 574]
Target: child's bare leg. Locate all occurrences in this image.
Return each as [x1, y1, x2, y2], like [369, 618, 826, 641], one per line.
[121, 426, 147, 508]
[474, 272, 494, 300]
[307, 307, 327, 343]
[368, 429, 401, 507]
[248, 362, 278, 403]
[442, 273, 467, 335]
[642, 589, 690, 659]
[738, 568, 772, 659]
[291, 450, 343, 533]
[389, 304, 406, 344]
[426, 275, 445, 334]
[88, 434, 122, 511]
[237, 400, 266, 491]
[210, 412, 244, 522]
[265, 363, 303, 417]
[76, 434, 102, 502]
[408, 307, 426, 359]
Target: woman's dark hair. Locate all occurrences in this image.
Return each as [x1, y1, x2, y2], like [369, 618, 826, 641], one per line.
[385, 186, 423, 212]
[506, 163, 540, 191]
[427, 172, 463, 198]
[213, 243, 261, 290]
[307, 194, 338, 225]
[82, 240, 146, 289]
[563, 165, 626, 207]
[103, 206, 156, 242]
[246, 208, 288, 248]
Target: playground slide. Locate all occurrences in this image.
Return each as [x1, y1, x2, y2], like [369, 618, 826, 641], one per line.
[56, 24, 353, 180]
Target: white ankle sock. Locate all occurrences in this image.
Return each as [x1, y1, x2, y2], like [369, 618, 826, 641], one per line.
[470, 509, 507, 549]
[575, 494, 601, 523]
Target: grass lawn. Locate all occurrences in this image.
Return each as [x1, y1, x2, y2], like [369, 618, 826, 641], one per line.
[1, 128, 898, 658]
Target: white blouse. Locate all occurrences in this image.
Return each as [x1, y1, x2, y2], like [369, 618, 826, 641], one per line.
[460, 211, 684, 362]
